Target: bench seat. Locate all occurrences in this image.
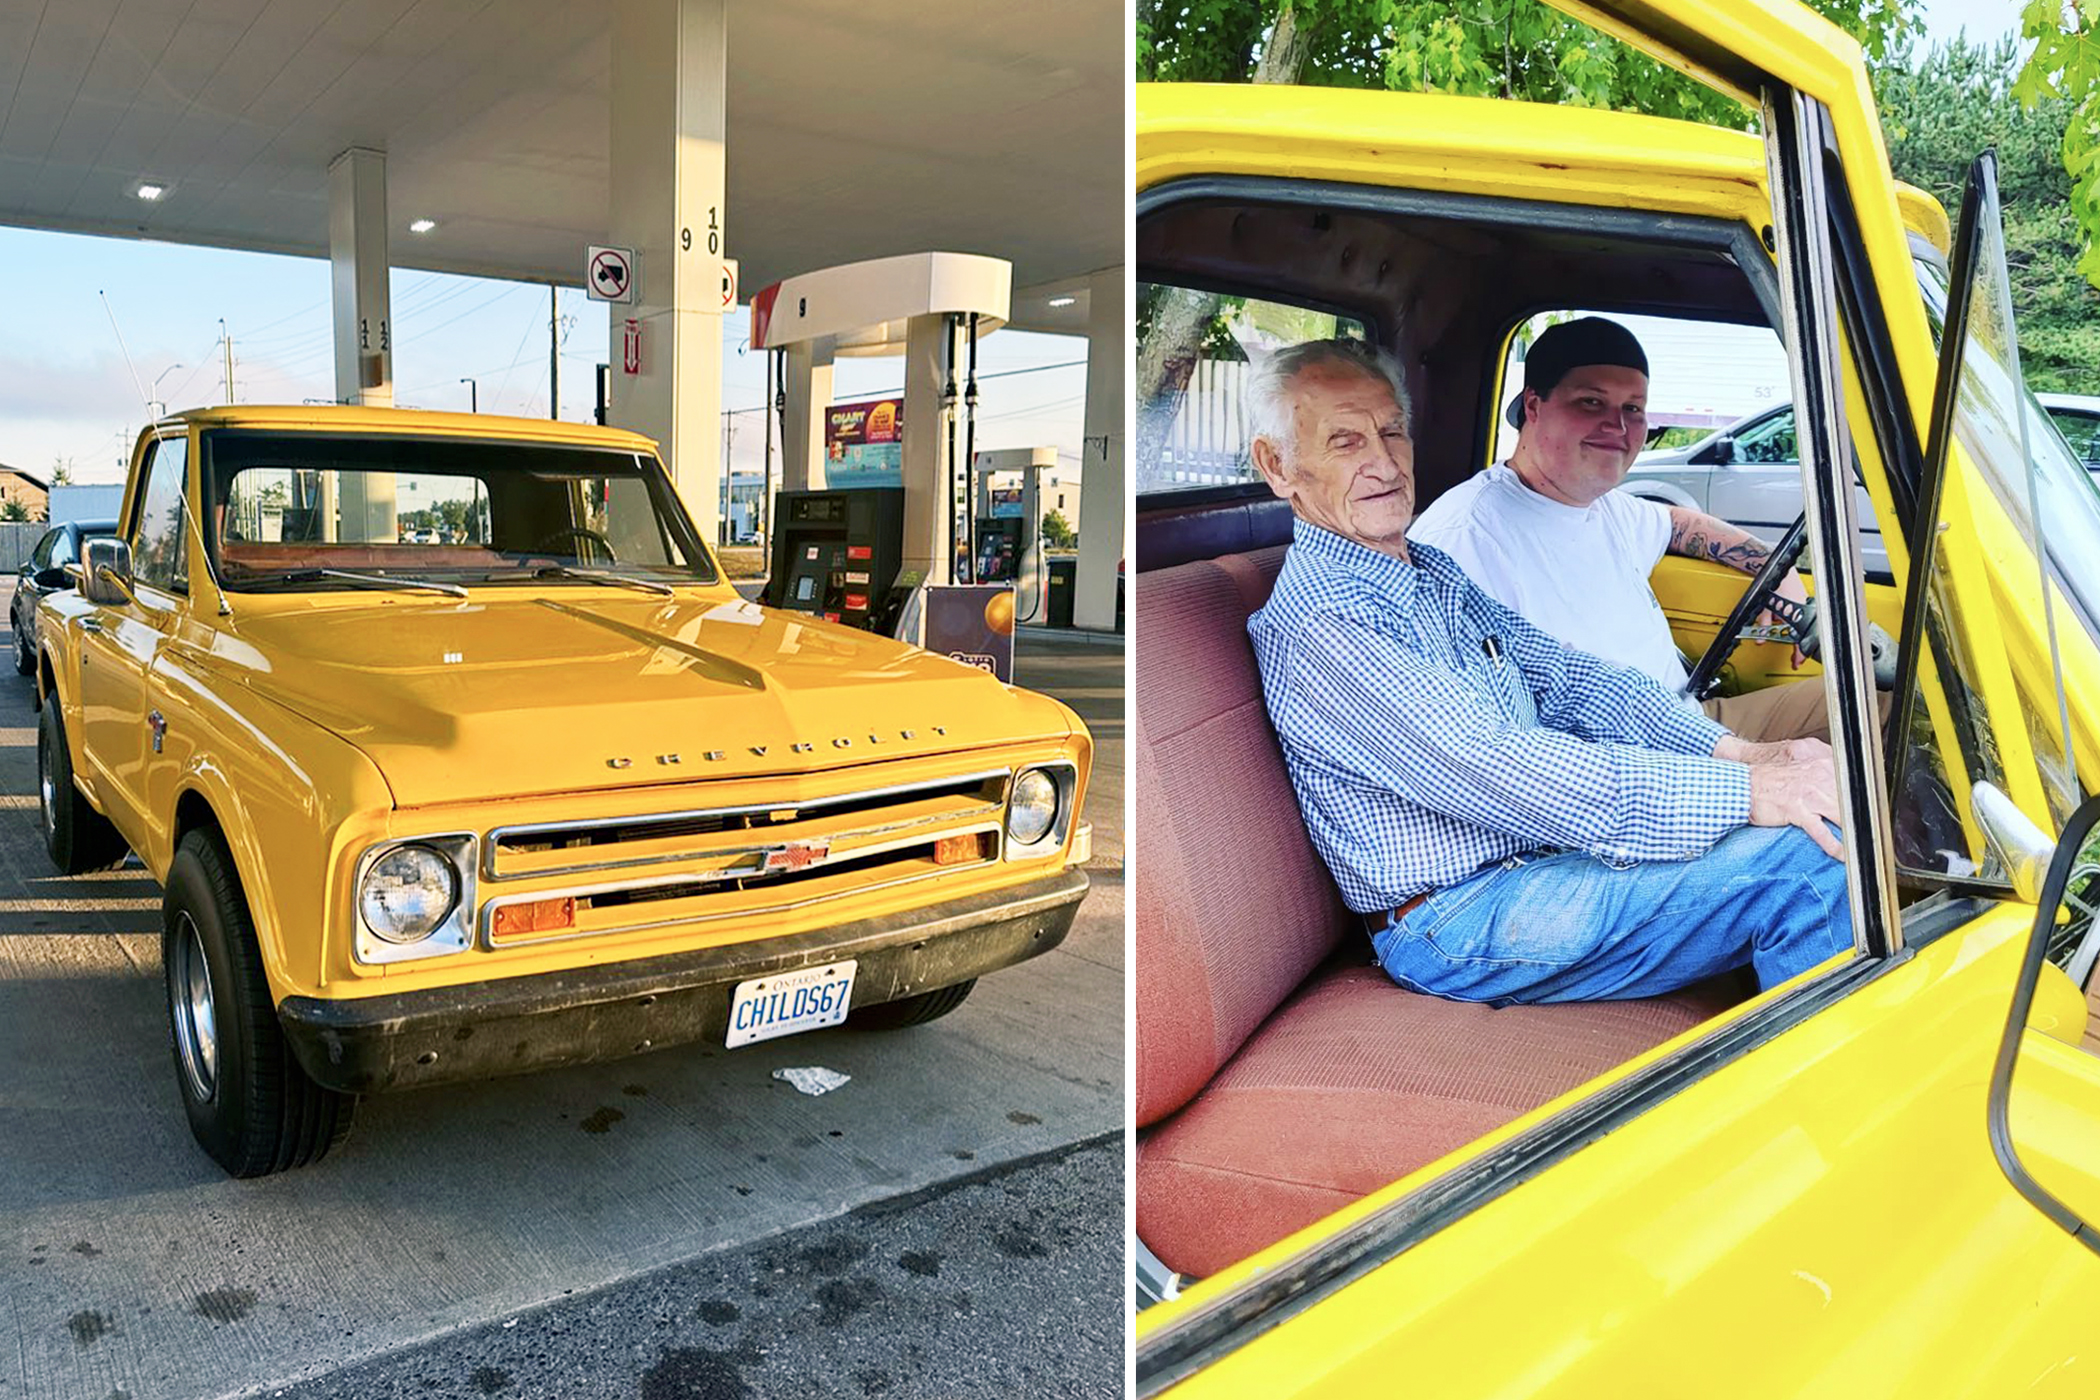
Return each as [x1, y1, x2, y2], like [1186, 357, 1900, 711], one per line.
[1135, 539, 1746, 1278]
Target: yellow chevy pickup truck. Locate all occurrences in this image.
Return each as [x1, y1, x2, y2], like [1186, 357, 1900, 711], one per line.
[35, 406, 1091, 1176]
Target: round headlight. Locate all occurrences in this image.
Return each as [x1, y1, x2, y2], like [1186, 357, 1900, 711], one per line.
[359, 844, 459, 944]
[1006, 768, 1059, 846]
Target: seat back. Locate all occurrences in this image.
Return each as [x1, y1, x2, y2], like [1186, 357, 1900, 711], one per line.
[1135, 545, 1355, 1126]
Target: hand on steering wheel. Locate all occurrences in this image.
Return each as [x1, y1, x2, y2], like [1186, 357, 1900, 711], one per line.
[1687, 519, 1899, 698]
[1682, 517, 1809, 701]
[1764, 572, 1813, 668]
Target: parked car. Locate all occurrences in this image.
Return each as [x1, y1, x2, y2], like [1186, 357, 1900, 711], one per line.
[1623, 403, 1892, 579]
[11, 518, 117, 677]
[1627, 392, 2100, 581]
[1135, 4, 2100, 1394]
[2039, 392, 2100, 467]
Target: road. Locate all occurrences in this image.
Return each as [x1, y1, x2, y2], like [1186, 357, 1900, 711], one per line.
[0, 584, 1125, 1400]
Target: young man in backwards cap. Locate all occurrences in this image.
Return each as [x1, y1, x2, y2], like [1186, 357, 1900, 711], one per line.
[1411, 317, 1835, 743]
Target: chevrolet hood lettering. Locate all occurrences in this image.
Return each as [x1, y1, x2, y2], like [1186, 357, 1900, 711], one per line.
[616, 727, 932, 769]
[221, 594, 1068, 804]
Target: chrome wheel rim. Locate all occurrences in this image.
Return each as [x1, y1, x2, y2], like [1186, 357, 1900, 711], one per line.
[171, 913, 219, 1104]
[37, 728, 55, 843]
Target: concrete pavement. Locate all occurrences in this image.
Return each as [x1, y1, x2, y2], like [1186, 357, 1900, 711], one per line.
[0, 586, 1125, 1400]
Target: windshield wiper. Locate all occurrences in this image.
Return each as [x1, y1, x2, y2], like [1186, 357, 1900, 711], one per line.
[259, 569, 469, 598]
[521, 565, 675, 597]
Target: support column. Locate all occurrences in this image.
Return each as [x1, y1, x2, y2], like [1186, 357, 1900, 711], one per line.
[610, 0, 726, 542]
[1074, 266, 1125, 630]
[780, 340, 835, 491]
[900, 313, 956, 587]
[329, 146, 395, 540]
[330, 147, 392, 408]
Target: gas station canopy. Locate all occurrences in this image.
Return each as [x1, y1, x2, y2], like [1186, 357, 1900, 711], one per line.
[0, 0, 1120, 331]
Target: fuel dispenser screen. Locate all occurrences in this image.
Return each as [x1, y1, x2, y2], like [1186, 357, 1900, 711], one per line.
[765, 488, 906, 631]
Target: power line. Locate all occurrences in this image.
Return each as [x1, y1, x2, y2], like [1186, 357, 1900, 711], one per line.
[234, 294, 330, 339]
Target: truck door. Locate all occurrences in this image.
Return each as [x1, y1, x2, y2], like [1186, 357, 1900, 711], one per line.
[79, 433, 189, 836]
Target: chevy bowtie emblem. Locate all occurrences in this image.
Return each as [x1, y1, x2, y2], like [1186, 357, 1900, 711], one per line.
[761, 839, 830, 873]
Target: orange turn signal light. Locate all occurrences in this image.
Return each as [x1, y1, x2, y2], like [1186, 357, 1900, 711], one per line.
[933, 832, 991, 866]
[492, 896, 576, 939]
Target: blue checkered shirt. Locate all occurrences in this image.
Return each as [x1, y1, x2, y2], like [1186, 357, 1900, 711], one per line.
[1248, 519, 1753, 913]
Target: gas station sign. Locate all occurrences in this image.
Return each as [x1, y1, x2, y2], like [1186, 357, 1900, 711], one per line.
[825, 397, 904, 490]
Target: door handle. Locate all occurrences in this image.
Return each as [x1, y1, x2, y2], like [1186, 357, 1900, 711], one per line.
[80, 617, 103, 635]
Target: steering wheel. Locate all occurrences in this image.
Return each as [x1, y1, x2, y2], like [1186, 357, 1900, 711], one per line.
[1681, 515, 1809, 702]
[530, 527, 618, 565]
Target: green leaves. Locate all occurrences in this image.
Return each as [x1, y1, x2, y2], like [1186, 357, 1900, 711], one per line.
[1142, 1, 1919, 131]
[1889, 33, 2100, 388]
[2013, 5, 2100, 302]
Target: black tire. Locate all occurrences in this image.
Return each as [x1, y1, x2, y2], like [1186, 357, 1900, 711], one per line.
[164, 828, 354, 1177]
[37, 702, 129, 874]
[849, 977, 977, 1031]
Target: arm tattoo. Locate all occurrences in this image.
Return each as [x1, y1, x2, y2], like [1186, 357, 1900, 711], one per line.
[1668, 508, 1771, 576]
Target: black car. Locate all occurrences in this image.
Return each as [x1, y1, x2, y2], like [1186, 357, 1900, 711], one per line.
[12, 519, 118, 676]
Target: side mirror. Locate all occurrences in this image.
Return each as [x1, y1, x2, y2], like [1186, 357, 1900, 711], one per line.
[1993, 791, 2100, 1255]
[1693, 435, 1737, 467]
[32, 566, 70, 591]
[80, 538, 134, 606]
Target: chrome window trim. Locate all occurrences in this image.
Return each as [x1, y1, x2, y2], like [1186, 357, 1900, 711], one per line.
[482, 767, 1012, 880]
[1760, 87, 1901, 956]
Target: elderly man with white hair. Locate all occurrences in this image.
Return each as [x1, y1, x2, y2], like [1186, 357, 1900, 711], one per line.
[1244, 337, 1852, 1005]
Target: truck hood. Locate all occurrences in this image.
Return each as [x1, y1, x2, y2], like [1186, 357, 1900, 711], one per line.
[215, 594, 1066, 806]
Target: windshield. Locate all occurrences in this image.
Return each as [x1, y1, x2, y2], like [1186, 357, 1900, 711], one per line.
[201, 431, 716, 591]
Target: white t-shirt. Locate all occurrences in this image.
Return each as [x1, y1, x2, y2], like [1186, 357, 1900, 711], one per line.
[1409, 464, 1687, 690]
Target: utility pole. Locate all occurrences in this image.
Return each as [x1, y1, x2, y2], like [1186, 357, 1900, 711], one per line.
[722, 411, 737, 544]
[221, 319, 235, 404]
[460, 377, 478, 413]
[549, 285, 559, 420]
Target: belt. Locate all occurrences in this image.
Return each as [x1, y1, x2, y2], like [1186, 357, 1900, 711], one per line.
[1365, 891, 1430, 934]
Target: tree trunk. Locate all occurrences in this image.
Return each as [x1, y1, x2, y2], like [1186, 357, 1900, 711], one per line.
[1253, 0, 1314, 86]
[1137, 1, 1319, 489]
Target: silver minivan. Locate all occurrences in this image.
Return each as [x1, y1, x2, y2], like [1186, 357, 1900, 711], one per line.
[1618, 403, 1892, 581]
[1624, 396, 2100, 585]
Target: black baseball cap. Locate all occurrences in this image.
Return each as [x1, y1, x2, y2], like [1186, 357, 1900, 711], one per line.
[1504, 317, 1650, 429]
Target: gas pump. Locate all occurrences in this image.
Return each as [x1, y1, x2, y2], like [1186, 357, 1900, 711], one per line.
[752, 252, 1017, 665]
[762, 487, 906, 630]
[970, 446, 1053, 625]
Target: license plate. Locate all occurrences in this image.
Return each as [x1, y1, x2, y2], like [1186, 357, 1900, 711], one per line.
[725, 960, 857, 1048]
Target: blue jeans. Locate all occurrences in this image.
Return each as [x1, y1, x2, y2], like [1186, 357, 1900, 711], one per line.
[1372, 825, 1853, 1004]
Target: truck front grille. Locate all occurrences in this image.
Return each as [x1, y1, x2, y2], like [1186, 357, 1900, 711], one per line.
[484, 769, 1007, 882]
[474, 768, 1014, 948]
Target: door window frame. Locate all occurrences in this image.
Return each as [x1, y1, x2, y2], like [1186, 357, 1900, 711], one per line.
[1133, 99, 1929, 1385]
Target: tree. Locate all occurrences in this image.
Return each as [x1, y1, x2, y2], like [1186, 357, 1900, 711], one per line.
[1141, 1, 1918, 110]
[0, 499, 30, 523]
[2017, 1, 2100, 290]
[1884, 34, 2100, 391]
[1136, 0, 1922, 477]
[1041, 509, 1078, 549]
[48, 457, 73, 487]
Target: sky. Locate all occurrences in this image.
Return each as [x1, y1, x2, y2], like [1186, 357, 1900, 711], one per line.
[0, 232, 1090, 489]
[0, 0, 2019, 489]
[1916, 0, 2023, 49]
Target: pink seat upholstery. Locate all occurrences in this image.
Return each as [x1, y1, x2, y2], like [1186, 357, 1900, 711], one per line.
[1134, 543, 1745, 1278]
